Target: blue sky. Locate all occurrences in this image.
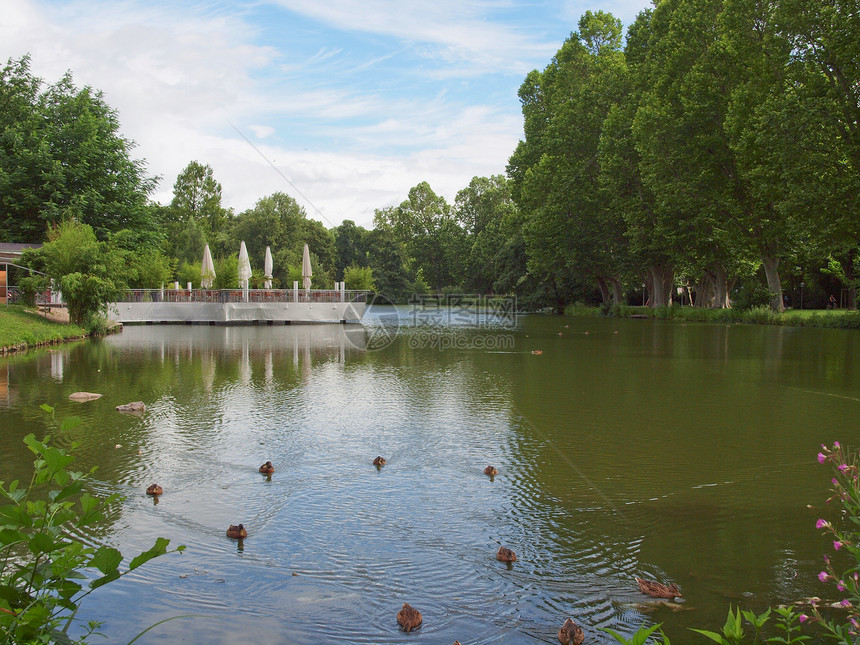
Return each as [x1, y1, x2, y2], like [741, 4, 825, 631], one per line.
[2, 0, 650, 228]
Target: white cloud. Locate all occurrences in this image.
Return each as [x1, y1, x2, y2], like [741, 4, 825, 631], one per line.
[0, 0, 554, 230]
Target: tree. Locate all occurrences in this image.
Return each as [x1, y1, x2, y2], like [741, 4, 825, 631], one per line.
[508, 11, 629, 308]
[20, 220, 130, 327]
[374, 182, 465, 292]
[0, 55, 160, 246]
[333, 220, 370, 280]
[454, 175, 518, 294]
[164, 161, 231, 262]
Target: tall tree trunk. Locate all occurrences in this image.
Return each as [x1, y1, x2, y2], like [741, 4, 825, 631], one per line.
[712, 265, 730, 309]
[595, 275, 610, 305]
[609, 277, 624, 306]
[648, 265, 674, 307]
[762, 255, 783, 312]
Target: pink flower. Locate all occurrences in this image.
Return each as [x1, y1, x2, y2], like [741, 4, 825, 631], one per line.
[835, 441, 841, 448]
[838, 582, 846, 591]
[835, 541, 843, 550]
[833, 478, 839, 485]
[839, 463, 849, 472]
[799, 614, 809, 623]
[842, 599, 852, 608]
[819, 453, 827, 463]
[817, 519, 829, 529]
[820, 571, 831, 582]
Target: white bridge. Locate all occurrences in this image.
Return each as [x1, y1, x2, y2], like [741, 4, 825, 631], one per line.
[109, 289, 368, 324]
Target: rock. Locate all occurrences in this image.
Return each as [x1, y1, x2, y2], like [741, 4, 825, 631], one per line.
[69, 392, 102, 402]
[115, 401, 145, 413]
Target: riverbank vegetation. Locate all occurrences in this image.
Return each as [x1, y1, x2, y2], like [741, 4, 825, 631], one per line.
[0, 305, 86, 354]
[567, 304, 860, 329]
[3, 0, 858, 317]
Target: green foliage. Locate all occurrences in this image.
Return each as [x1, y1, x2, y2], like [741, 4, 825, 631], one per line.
[342, 265, 376, 292]
[0, 55, 160, 246]
[732, 283, 774, 311]
[0, 406, 184, 643]
[602, 623, 669, 644]
[21, 221, 129, 326]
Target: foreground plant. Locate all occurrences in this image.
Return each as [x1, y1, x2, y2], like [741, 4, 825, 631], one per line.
[811, 441, 860, 642]
[0, 405, 185, 643]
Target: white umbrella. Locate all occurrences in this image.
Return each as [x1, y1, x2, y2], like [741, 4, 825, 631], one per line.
[301, 243, 312, 290]
[264, 246, 273, 289]
[201, 244, 216, 288]
[238, 241, 252, 289]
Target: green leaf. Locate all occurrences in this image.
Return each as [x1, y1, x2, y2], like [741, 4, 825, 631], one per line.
[89, 570, 120, 590]
[690, 629, 731, 644]
[59, 415, 81, 433]
[88, 545, 122, 575]
[129, 537, 170, 570]
[28, 533, 56, 556]
[40, 404, 54, 415]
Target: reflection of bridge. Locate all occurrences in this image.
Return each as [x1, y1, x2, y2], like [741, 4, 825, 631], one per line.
[109, 289, 368, 324]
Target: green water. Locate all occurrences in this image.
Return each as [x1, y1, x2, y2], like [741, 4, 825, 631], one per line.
[0, 308, 857, 643]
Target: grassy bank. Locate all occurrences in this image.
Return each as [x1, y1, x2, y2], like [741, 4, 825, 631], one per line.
[565, 303, 860, 329]
[0, 305, 87, 353]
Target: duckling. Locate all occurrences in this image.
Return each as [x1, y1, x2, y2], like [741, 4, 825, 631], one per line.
[636, 576, 682, 599]
[373, 456, 386, 467]
[226, 524, 247, 539]
[145, 484, 163, 496]
[484, 465, 498, 476]
[259, 461, 274, 474]
[496, 546, 517, 562]
[558, 618, 584, 645]
[396, 602, 422, 632]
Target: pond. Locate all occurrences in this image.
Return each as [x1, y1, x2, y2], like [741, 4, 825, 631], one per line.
[1, 306, 858, 643]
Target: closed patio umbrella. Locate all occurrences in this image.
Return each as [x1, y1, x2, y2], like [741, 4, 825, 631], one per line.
[201, 244, 216, 288]
[264, 246, 273, 289]
[301, 243, 312, 290]
[238, 241, 252, 290]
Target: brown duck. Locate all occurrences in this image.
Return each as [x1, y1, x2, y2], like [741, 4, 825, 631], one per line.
[145, 484, 163, 496]
[373, 456, 387, 467]
[396, 602, 422, 632]
[636, 576, 682, 598]
[484, 465, 498, 476]
[259, 461, 274, 474]
[558, 618, 584, 645]
[496, 546, 517, 562]
[226, 524, 247, 539]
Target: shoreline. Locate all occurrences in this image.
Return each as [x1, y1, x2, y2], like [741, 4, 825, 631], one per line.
[0, 305, 88, 355]
[564, 303, 860, 329]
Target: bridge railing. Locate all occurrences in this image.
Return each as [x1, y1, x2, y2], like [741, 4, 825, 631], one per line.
[116, 289, 369, 304]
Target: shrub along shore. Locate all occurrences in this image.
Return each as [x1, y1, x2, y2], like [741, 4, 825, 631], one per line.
[566, 303, 860, 329]
[0, 305, 87, 354]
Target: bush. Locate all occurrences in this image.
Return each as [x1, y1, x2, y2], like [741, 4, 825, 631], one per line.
[0, 406, 184, 643]
[732, 282, 774, 311]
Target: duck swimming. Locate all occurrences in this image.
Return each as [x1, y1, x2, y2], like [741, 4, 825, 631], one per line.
[557, 618, 584, 645]
[226, 524, 247, 539]
[259, 461, 274, 474]
[396, 603, 422, 632]
[496, 546, 517, 562]
[145, 484, 163, 496]
[373, 456, 386, 467]
[484, 465, 498, 476]
[636, 576, 682, 598]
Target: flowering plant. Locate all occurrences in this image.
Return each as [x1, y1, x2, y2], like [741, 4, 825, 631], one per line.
[811, 441, 860, 642]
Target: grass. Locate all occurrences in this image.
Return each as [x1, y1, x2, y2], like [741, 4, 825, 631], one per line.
[0, 304, 87, 352]
[564, 303, 860, 328]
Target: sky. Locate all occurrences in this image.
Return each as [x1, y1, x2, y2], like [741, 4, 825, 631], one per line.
[2, 0, 650, 229]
